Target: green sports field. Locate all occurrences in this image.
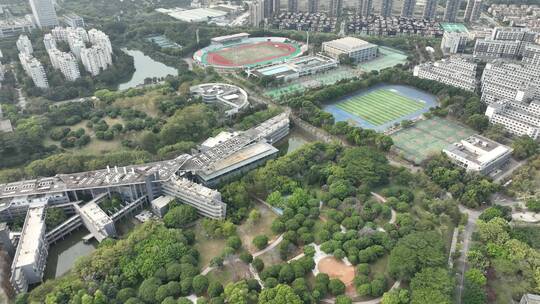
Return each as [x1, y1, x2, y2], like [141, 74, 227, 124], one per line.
[335, 89, 425, 126]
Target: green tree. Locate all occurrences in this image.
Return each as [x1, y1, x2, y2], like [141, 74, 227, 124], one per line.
[512, 136, 538, 160]
[253, 235, 269, 250]
[328, 279, 346, 296]
[389, 231, 446, 280]
[257, 284, 302, 304]
[410, 267, 453, 304]
[163, 205, 198, 228]
[224, 281, 249, 304]
[192, 275, 209, 295]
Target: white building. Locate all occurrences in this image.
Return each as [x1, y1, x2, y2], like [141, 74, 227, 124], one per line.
[413, 57, 478, 92]
[252, 54, 338, 82]
[485, 100, 540, 139]
[322, 37, 378, 63]
[48, 49, 81, 81]
[16, 35, 33, 55]
[151, 195, 175, 217]
[443, 134, 513, 175]
[441, 31, 469, 54]
[43, 33, 57, 50]
[161, 177, 226, 219]
[29, 0, 59, 28]
[190, 83, 249, 116]
[464, 0, 482, 22]
[480, 61, 540, 104]
[0, 16, 35, 38]
[80, 46, 112, 76]
[249, 0, 265, 27]
[63, 14, 85, 28]
[522, 43, 540, 66]
[19, 54, 49, 89]
[10, 205, 48, 293]
[76, 195, 116, 242]
[474, 27, 539, 59]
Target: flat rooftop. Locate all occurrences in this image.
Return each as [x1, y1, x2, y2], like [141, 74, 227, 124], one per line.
[158, 7, 227, 22]
[151, 195, 175, 209]
[0, 155, 191, 199]
[324, 37, 376, 52]
[445, 134, 512, 165]
[13, 205, 45, 268]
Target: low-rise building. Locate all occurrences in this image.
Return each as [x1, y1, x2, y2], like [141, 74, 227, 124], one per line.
[413, 57, 478, 92]
[522, 43, 540, 66]
[0, 16, 35, 38]
[252, 54, 338, 82]
[63, 14, 85, 28]
[520, 293, 540, 304]
[190, 83, 249, 116]
[322, 37, 378, 63]
[443, 134, 513, 175]
[76, 194, 116, 242]
[150, 195, 175, 217]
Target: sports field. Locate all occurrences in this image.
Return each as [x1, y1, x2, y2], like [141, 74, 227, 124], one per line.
[391, 117, 475, 164]
[204, 41, 301, 67]
[336, 89, 424, 126]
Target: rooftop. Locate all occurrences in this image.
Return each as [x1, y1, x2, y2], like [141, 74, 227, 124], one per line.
[80, 196, 113, 229]
[323, 37, 376, 51]
[445, 134, 512, 165]
[151, 195, 175, 209]
[13, 204, 46, 268]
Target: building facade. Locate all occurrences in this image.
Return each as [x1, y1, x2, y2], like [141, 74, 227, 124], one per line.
[400, 0, 416, 18]
[441, 31, 469, 54]
[18, 54, 48, 89]
[422, 0, 437, 19]
[380, 0, 393, 17]
[16, 35, 33, 55]
[443, 134, 513, 175]
[29, 0, 59, 28]
[329, 0, 343, 17]
[443, 0, 461, 22]
[464, 0, 482, 22]
[413, 56, 478, 92]
[480, 61, 540, 104]
[485, 100, 540, 139]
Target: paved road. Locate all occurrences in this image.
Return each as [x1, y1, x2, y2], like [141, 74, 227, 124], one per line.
[456, 205, 481, 304]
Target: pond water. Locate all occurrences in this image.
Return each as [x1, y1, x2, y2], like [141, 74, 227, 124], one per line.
[43, 228, 97, 280]
[276, 127, 315, 154]
[43, 216, 141, 280]
[323, 84, 438, 132]
[118, 49, 178, 90]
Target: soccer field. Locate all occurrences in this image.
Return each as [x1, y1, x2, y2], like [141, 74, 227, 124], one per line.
[336, 89, 425, 126]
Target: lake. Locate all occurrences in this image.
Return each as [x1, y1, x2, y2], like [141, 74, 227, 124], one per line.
[118, 49, 178, 90]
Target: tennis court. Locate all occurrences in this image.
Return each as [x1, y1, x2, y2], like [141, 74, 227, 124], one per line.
[391, 117, 475, 164]
[440, 23, 469, 33]
[336, 89, 424, 126]
[358, 46, 408, 72]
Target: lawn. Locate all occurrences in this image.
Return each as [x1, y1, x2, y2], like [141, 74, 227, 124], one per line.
[336, 89, 425, 126]
[206, 261, 253, 285]
[391, 117, 475, 164]
[193, 221, 227, 268]
[237, 203, 278, 253]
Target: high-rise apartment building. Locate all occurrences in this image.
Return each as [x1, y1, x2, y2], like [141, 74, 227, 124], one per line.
[16, 35, 33, 55]
[473, 27, 538, 59]
[443, 0, 461, 22]
[48, 49, 81, 81]
[361, 0, 373, 16]
[308, 0, 319, 13]
[288, 0, 298, 12]
[422, 0, 437, 19]
[18, 54, 48, 89]
[249, 0, 265, 27]
[464, 0, 482, 22]
[43, 33, 56, 50]
[401, 0, 416, 18]
[441, 31, 469, 54]
[29, 0, 59, 28]
[330, 0, 343, 17]
[380, 0, 393, 17]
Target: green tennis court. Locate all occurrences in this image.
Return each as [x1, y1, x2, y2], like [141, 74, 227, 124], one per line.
[440, 23, 469, 33]
[336, 89, 424, 126]
[391, 117, 475, 164]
